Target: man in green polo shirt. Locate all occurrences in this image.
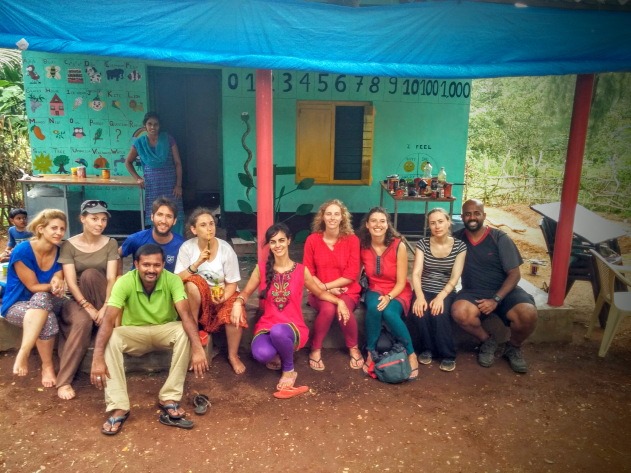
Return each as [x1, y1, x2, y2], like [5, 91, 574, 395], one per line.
[91, 243, 209, 435]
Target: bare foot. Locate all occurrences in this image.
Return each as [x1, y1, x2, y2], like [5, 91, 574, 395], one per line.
[57, 384, 76, 400]
[228, 356, 246, 375]
[41, 364, 57, 388]
[265, 355, 281, 371]
[12, 349, 30, 377]
[276, 370, 297, 390]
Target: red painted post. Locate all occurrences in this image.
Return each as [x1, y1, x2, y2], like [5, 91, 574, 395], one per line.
[548, 74, 594, 306]
[255, 69, 274, 280]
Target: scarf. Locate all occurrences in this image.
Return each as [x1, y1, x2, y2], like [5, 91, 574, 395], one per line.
[134, 132, 170, 167]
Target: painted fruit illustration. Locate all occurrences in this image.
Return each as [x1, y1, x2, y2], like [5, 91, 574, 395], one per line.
[31, 125, 45, 140]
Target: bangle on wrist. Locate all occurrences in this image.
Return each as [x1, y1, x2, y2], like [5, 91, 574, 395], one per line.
[188, 265, 198, 274]
[324, 283, 328, 291]
[386, 294, 393, 301]
[236, 295, 246, 304]
[78, 298, 87, 306]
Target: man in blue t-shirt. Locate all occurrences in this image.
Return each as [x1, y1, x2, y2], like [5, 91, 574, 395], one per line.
[452, 199, 538, 374]
[119, 197, 184, 273]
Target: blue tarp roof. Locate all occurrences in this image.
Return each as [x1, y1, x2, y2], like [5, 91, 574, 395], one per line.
[1, 0, 630, 78]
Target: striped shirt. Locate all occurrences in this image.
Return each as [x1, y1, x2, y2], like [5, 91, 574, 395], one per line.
[415, 237, 467, 294]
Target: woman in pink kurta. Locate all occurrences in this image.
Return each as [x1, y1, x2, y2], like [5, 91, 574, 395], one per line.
[303, 199, 363, 371]
[231, 223, 350, 396]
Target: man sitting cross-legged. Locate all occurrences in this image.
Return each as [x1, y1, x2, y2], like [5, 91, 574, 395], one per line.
[91, 243, 209, 435]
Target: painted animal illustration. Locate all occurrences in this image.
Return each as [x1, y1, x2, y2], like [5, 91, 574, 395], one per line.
[127, 70, 142, 81]
[106, 69, 124, 81]
[75, 158, 89, 168]
[85, 65, 101, 83]
[26, 64, 40, 81]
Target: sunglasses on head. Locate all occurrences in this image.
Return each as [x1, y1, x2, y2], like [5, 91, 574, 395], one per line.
[81, 200, 108, 211]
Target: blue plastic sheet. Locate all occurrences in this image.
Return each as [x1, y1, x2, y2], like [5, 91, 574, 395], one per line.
[1, 0, 630, 78]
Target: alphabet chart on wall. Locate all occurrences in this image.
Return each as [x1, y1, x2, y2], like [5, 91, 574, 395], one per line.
[22, 51, 147, 177]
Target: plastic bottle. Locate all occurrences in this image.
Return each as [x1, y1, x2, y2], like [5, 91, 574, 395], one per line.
[437, 167, 447, 183]
[423, 162, 433, 179]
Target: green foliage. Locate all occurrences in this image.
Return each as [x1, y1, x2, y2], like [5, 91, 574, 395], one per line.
[466, 73, 631, 217]
[1, 49, 30, 229]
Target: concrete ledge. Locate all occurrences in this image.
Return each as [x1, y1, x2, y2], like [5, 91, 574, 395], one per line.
[0, 317, 21, 352]
[0, 277, 573, 375]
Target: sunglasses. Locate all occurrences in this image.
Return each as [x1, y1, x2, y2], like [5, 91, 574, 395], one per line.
[81, 200, 108, 212]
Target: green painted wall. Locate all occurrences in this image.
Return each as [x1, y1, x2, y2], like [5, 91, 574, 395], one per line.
[22, 52, 470, 216]
[221, 68, 470, 215]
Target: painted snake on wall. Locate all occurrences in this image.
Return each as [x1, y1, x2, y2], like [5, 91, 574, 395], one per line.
[241, 112, 254, 199]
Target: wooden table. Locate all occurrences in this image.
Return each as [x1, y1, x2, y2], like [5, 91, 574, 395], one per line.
[379, 181, 456, 238]
[18, 174, 144, 237]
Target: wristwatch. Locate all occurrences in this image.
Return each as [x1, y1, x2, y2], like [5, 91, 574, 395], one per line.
[492, 294, 503, 303]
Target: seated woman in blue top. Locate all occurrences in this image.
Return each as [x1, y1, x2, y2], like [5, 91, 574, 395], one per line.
[0, 209, 67, 388]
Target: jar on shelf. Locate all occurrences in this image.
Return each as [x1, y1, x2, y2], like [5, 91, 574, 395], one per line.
[437, 167, 447, 183]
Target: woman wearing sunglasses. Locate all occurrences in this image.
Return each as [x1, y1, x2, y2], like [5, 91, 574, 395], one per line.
[57, 200, 119, 400]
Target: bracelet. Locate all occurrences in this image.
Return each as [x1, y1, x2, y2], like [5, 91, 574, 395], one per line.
[324, 283, 328, 291]
[188, 265, 198, 274]
[78, 298, 87, 306]
[236, 295, 246, 304]
[386, 294, 393, 301]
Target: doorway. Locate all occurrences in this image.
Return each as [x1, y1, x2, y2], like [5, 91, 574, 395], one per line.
[147, 67, 222, 216]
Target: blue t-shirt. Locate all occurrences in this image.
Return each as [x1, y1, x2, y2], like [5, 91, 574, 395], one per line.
[8, 226, 33, 248]
[1, 241, 62, 316]
[120, 229, 184, 273]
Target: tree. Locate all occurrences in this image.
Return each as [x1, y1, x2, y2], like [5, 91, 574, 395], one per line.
[0, 48, 31, 229]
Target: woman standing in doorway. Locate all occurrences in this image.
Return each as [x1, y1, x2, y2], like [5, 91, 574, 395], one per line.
[303, 199, 363, 371]
[125, 111, 185, 233]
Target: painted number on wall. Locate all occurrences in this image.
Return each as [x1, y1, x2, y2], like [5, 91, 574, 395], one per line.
[225, 70, 470, 101]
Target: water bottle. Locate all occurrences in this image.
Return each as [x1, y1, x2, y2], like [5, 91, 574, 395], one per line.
[423, 162, 433, 179]
[437, 167, 447, 183]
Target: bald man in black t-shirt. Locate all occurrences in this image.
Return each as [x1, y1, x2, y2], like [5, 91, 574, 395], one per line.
[452, 199, 537, 373]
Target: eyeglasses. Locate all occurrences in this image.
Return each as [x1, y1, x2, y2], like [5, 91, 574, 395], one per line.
[81, 200, 108, 212]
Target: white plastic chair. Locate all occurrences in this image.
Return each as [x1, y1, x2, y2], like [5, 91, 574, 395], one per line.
[587, 249, 631, 357]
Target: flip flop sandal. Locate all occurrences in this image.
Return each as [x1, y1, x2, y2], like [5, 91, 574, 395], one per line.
[101, 411, 130, 436]
[309, 357, 325, 371]
[349, 354, 365, 370]
[193, 394, 211, 415]
[157, 402, 184, 419]
[158, 413, 194, 430]
[276, 372, 297, 391]
[273, 385, 309, 399]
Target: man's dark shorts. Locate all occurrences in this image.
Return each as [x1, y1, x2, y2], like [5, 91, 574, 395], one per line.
[454, 287, 536, 326]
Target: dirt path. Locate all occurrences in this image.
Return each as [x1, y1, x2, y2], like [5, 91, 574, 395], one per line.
[1, 205, 631, 472]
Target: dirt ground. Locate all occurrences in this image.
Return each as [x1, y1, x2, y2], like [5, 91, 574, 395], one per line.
[1, 205, 631, 473]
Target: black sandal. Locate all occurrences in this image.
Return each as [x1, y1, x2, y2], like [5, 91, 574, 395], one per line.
[158, 413, 194, 429]
[193, 394, 210, 415]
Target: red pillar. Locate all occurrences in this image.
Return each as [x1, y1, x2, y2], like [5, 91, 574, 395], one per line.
[255, 70, 274, 278]
[548, 74, 595, 306]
